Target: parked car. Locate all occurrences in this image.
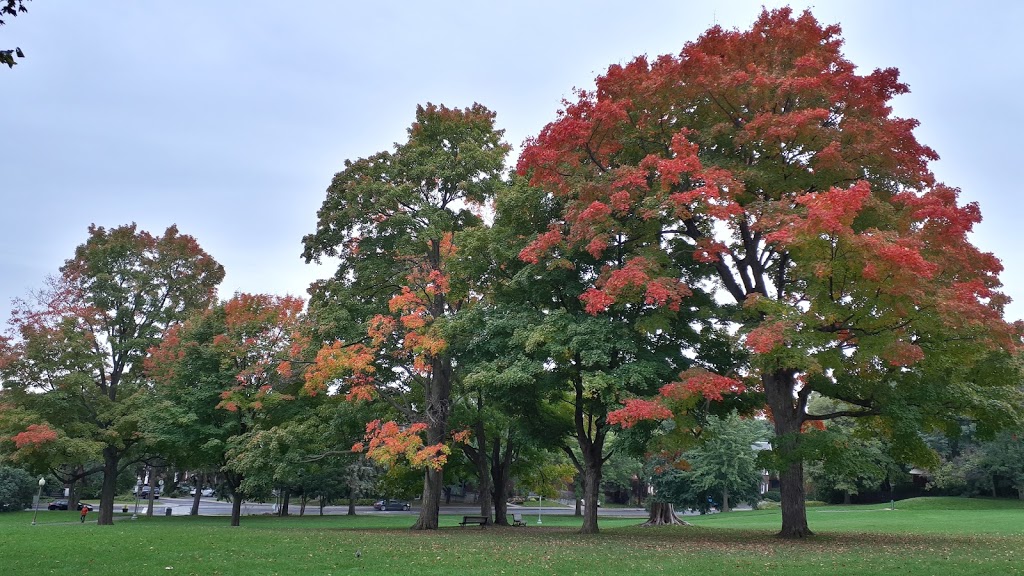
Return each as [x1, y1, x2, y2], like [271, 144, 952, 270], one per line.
[47, 500, 93, 511]
[373, 499, 411, 511]
[136, 487, 161, 499]
[189, 487, 215, 497]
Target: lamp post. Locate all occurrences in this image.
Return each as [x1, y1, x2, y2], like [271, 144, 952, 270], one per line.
[31, 476, 45, 525]
[537, 493, 542, 525]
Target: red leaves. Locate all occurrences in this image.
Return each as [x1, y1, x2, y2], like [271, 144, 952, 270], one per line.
[609, 369, 745, 428]
[745, 321, 789, 354]
[607, 399, 673, 428]
[11, 423, 57, 448]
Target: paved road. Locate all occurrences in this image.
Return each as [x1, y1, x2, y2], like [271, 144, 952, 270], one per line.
[128, 497, 652, 518]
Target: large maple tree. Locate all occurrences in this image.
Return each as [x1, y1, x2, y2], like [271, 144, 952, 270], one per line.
[0, 224, 224, 525]
[517, 8, 1022, 537]
[302, 103, 509, 530]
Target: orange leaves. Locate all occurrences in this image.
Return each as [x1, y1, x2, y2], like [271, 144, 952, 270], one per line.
[354, 419, 450, 471]
[11, 423, 57, 448]
[304, 340, 376, 396]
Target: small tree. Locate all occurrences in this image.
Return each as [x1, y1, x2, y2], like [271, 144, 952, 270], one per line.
[0, 465, 35, 512]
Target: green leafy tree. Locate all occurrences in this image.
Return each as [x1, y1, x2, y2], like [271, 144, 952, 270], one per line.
[681, 413, 767, 512]
[302, 103, 509, 530]
[0, 465, 35, 512]
[146, 293, 305, 526]
[0, 224, 224, 525]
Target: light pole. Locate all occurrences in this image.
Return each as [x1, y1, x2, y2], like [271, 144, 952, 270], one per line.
[31, 476, 45, 525]
[537, 493, 542, 525]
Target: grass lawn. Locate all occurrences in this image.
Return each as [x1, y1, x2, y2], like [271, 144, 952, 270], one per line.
[5, 497, 1024, 575]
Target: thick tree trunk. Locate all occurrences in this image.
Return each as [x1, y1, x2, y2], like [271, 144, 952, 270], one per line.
[97, 448, 120, 525]
[764, 369, 813, 538]
[641, 502, 690, 526]
[411, 354, 452, 530]
[575, 497, 582, 516]
[412, 467, 443, 530]
[348, 490, 357, 515]
[299, 494, 307, 516]
[843, 491, 851, 505]
[722, 487, 730, 512]
[581, 460, 602, 534]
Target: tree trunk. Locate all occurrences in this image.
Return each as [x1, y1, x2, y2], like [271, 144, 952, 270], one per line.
[490, 438, 513, 526]
[299, 494, 307, 516]
[474, 419, 493, 524]
[722, 487, 730, 513]
[641, 502, 690, 526]
[843, 491, 851, 505]
[764, 369, 813, 538]
[190, 486, 202, 515]
[97, 448, 120, 525]
[280, 489, 290, 516]
[410, 354, 452, 530]
[412, 467, 443, 530]
[575, 497, 582, 516]
[230, 492, 242, 527]
[581, 460, 601, 534]
[145, 472, 157, 517]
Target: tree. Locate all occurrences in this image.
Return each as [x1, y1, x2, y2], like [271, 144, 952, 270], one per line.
[516, 8, 1022, 537]
[146, 293, 305, 526]
[0, 465, 35, 512]
[0, 0, 28, 68]
[302, 103, 509, 530]
[681, 412, 767, 512]
[0, 224, 224, 525]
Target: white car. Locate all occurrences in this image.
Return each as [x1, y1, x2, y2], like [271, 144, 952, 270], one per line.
[189, 487, 215, 497]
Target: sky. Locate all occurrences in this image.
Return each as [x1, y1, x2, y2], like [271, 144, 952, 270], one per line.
[2, 1, 1023, 322]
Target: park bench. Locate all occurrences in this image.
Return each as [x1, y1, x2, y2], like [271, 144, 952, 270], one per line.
[511, 513, 526, 527]
[459, 515, 488, 527]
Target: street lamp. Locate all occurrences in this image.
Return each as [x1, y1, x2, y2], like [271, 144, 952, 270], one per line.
[31, 476, 45, 525]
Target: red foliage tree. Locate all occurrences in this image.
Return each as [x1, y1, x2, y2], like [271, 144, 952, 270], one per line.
[518, 9, 1021, 537]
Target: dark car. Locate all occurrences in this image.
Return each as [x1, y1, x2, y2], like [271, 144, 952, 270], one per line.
[47, 500, 94, 511]
[137, 487, 161, 499]
[373, 499, 411, 511]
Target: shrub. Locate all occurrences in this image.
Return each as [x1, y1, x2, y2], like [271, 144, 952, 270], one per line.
[762, 490, 781, 502]
[0, 466, 37, 512]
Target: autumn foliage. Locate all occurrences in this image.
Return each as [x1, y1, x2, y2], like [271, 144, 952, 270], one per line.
[516, 8, 1021, 537]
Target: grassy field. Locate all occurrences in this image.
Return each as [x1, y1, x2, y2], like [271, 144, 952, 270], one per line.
[5, 497, 1024, 575]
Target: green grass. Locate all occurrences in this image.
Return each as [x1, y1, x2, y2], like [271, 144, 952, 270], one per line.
[6, 497, 1024, 575]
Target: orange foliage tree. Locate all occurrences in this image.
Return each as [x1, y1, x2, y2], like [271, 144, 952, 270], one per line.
[146, 293, 307, 526]
[302, 103, 509, 530]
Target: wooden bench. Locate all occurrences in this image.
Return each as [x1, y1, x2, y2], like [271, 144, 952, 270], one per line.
[511, 513, 526, 527]
[459, 515, 488, 527]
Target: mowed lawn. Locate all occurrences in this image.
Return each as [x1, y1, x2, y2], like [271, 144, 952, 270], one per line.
[5, 497, 1023, 575]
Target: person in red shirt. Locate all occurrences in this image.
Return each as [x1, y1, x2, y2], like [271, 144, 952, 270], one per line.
[80, 505, 88, 523]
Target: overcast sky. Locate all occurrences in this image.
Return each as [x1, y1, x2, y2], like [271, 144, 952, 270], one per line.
[2, 1, 1022, 322]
